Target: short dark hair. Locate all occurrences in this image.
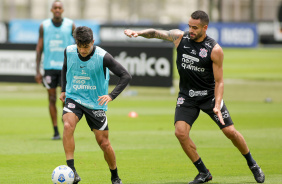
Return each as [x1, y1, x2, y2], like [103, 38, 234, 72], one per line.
[191, 10, 209, 26]
[73, 26, 93, 47]
[52, 0, 63, 8]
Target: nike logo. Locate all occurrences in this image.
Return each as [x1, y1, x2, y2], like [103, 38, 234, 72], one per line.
[101, 117, 106, 122]
[80, 66, 86, 68]
[184, 46, 190, 49]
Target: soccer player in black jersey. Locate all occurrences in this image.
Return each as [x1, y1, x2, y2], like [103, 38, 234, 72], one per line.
[124, 10, 265, 184]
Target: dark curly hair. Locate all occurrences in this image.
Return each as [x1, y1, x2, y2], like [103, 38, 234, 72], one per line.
[73, 26, 93, 47]
[191, 10, 209, 26]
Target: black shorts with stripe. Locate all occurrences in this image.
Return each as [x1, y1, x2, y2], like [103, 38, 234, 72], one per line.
[174, 94, 233, 129]
[43, 69, 61, 89]
[63, 98, 108, 131]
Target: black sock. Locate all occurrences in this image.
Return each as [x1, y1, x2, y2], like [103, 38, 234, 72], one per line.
[243, 151, 256, 166]
[67, 159, 76, 172]
[193, 158, 209, 173]
[54, 126, 59, 136]
[110, 167, 119, 180]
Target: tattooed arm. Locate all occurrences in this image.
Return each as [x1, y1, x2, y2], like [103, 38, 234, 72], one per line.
[124, 28, 184, 47]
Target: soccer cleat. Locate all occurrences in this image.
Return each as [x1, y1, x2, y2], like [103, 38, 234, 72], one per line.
[52, 134, 61, 140]
[189, 171, 212, 184]
[111, 177, 122, 184]
[249, 164, 265, 183]
[73, 171, 81, 184]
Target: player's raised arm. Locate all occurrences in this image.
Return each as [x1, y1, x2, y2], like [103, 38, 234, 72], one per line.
[124, 28, 184, 47]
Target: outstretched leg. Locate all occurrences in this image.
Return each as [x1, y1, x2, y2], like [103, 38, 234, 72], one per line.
[222, 125, 265, 183]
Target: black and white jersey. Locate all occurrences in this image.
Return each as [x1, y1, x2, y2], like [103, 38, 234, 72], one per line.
[176, 31, 217, 101]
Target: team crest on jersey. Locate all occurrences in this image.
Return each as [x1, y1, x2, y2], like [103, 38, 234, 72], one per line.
[199, 48, 208, 58]
[68, 103, 75, 109]
[177, 97, 185, 105]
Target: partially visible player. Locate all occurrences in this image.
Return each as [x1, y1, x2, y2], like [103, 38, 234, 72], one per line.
[35, 0, 75, 140]
[60, 26, 131, 184]
[124, 10, 265, 184]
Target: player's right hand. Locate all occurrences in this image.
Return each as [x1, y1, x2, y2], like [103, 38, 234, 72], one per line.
[124, 29, 139, 38]
[213, 107, 225, 125]
[35, 73, 42, 84]
[59, 92, 66, 103]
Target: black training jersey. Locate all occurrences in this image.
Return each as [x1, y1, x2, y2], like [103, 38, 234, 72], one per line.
[176, 31, 217, 101]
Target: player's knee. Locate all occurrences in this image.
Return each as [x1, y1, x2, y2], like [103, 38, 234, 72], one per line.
[175, 129, 188, 140]
[99, 139, 111, 151]
[49, 95, 57, 104]
[223, 128, 238, 140]
[63, 121, 75, 133]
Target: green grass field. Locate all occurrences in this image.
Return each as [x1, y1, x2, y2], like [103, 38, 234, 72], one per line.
[0, 48, 282, 183]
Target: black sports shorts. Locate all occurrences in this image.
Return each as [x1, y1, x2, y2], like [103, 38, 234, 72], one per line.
[43, 69, 61, 89]
[63, 98, 109, 131]
[174, 94, 233, 129]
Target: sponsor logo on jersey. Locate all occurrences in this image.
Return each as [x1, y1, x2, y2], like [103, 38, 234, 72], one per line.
[189, 89, 208, 97]
[199, 48, 208, 58]
[182, 54, 199, 62]
[191, 50, 196, 55]
[181, 54, 205, 72]
[177, 97, 185, 105]
[73, 84, 96, 90]
[50, 60, 63, 67]
[181, 63, 205, 72]
[73, 76, 90, 80]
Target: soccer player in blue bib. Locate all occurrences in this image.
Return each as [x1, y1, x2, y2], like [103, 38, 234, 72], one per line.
[124, 10, 265, 184]
[35, 0, 75, 140]
[60, 26, 131, 184]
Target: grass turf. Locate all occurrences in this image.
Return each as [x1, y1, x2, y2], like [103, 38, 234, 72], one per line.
[0, 48, 282, 183]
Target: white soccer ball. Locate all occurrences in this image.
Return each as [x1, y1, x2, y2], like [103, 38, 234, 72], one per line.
[51, 165, 74, 184]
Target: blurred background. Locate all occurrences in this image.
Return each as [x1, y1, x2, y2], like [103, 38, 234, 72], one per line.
[0, 0, 281, 23]
[0, 0, 282, 86]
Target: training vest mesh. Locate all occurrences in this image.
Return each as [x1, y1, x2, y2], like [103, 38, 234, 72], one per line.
[65, 45, 110, 110]
[42, 18, 73, 70]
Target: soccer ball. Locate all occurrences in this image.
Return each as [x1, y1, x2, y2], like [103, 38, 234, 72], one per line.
[51, 165, 74, 184]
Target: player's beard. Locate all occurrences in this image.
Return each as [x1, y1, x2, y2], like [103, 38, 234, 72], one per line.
[189, 31, 203, 41]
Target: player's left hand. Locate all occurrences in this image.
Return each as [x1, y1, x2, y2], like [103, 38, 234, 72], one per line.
[213, 107, 225, 125]
[98, 95, 112, 106]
